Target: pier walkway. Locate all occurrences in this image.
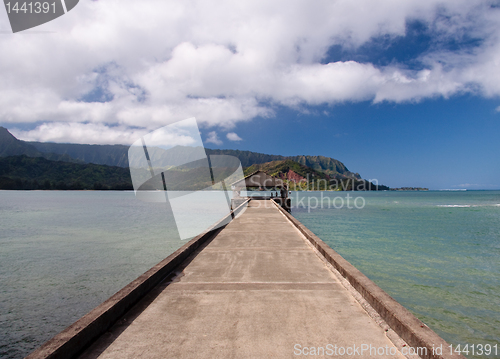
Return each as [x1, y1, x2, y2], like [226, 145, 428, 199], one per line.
[78, 200, 405, 359]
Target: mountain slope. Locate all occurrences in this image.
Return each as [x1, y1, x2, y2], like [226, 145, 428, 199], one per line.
[0, 127, 365, 182]
[0, 127, 81, 163]
[244, 159, 388, 191]
[245, 159, 328, 180]
[288, 155, 360, 179]
[30, 142, 130, 167]
[206, 148, 286, 167]
[0, 155, 132, 190]
[28, 138, 357, 179]
[0, 127, 41, 157]
[207, 149, 357, 179]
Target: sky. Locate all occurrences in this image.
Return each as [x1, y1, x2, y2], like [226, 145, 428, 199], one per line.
[1, 0, 500, 189]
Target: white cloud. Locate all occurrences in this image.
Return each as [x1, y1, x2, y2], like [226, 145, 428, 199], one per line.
[1, 0, 500, 143]
[205, 131, 222, 145]
[10, 122, 150, 145]
[226, 132, 242, 141]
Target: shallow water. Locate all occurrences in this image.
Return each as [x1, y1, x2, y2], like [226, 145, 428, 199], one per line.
[292, 191, 500, 358]
[0, 191, 183, 359]
[1, 190, 499, 358]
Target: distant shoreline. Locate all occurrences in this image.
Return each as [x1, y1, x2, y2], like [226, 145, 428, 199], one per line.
[390, 187, 429, 191]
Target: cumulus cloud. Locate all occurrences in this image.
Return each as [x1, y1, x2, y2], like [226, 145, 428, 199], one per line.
[226, 132, 242, 141]
[205, 131, 222, 145]
[1, 0, 500, 143]
[10, 122, 150, 145]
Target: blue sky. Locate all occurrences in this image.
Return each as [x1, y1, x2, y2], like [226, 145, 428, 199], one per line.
[1, 0, 500, 189]
[204, 96, 500, 189]
[206, 15, 500, 189]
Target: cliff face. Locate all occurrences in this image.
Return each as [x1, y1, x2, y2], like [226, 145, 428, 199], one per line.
[243, 159, 388, 191]
[0, 127, 41, 157]
[1, 128, 359, 179]
[288, 155, 350, 177]
[0, 127, 382, 189]
[206, 149, 355, 178]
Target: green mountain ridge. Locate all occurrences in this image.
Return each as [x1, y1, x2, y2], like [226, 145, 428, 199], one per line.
[205, 148, 360, 179]
[245, 159, 329, 180]
[30, 141, 130, 167]
[0, 127, 40, 157]
[0, 127, 82, 163]
[244, 159, 387, 191]
[0, 127, 387, 190]
[0, 128, 358, 180]
[0, 155, 132, 190]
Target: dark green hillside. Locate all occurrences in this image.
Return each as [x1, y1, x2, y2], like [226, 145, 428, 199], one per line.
[30, 141, 130, 167]
[1, 128, 360, 180]
[245, 159, 328, 180]
[0, 127, 389, 189]
[0, 126, 43, 157]
[206, 148, 286, 167]
[244, 159, 388, 191]
[288, 155, 360, 179]
[0, 127, 81, 163]
[207, 149, 356, 179]
[0, 155, 132, 190]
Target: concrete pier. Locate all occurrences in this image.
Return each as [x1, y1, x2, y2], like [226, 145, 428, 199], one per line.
[77, 200, 405, 359]
[28, 198, 464, 359]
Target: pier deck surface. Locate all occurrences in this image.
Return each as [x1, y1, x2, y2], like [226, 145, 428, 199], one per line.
[80, 200, 405, 359]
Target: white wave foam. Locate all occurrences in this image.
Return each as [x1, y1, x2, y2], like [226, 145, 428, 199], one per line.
[437, 205, 472, 208]
[437, 204, 500, 208]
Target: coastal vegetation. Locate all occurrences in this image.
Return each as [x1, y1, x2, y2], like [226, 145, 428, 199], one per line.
[244, 160, 388, 191]
[1, 127, 358, 178]
[0, 155, 133, 190]
[390, 187, 429, 191]
[0, 127, 388, 191]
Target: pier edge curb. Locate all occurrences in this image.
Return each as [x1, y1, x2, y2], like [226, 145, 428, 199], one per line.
[25, 199, 250, 359]
[272, 199, 465, 359]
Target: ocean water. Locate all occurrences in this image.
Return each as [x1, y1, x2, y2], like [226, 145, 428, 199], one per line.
[0, 191, 184, 359]
[1, 191, 499, 358]
[292, 191, 500, 358]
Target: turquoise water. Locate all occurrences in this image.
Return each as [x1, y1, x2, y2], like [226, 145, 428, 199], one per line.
[292, 191, 500, 358]
[0, 191, 183, 359]
[1, 191, 499, 358]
